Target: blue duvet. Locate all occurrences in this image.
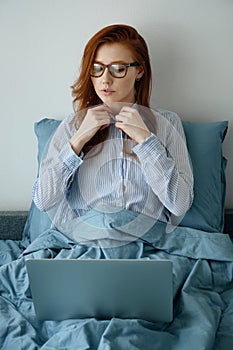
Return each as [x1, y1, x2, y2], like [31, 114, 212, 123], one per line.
[0, 209, 233, 350]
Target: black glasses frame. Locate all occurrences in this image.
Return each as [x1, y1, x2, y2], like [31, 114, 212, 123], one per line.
[90, 62, 141, 78]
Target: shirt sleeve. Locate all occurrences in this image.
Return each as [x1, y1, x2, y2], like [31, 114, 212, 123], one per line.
[32, 114, 83, 212]
[132, 110, 194, 218]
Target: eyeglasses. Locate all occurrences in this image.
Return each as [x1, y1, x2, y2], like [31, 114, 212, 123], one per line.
[90, 62, 141, 78]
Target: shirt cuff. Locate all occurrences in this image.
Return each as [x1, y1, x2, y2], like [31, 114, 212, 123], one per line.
[61, 143, 84, 171]
[132, 133, 166, 159]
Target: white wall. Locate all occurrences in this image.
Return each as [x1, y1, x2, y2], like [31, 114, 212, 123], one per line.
[0, 0, 232, 210]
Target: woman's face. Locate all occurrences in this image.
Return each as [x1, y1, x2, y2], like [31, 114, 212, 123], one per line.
[91, 43, 143, 107]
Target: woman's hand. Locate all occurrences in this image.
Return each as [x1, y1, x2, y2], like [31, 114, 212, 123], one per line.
[115, 106, 151, 143]
[70, 105, 112, 155]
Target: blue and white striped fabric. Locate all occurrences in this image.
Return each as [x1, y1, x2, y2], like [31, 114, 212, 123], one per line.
[33, 107, 193, 227]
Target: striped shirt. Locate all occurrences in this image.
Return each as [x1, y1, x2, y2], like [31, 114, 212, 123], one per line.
[33, 107, 194, 227]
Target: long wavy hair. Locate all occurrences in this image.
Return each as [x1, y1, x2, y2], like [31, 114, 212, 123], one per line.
[71, 24, 155, 153]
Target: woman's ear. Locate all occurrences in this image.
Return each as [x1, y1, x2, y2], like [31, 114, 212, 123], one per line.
[136, 66, 144, 80]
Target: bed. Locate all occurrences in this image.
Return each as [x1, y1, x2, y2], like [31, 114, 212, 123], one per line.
[0, 115, 233, 350]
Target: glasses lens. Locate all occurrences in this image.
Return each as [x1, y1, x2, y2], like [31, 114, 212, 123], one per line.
[91, 63, 104, 77]
[110, 64, 126, 78]
[90, 63, 128, 78]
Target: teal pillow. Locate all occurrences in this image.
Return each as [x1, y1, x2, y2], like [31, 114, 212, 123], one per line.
[22, 119, 61, 243]
[22, 118, 228, 242]
[180, 121, 228, 232]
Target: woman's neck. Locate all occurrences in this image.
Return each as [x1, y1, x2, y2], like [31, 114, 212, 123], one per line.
[105, 101, 136, 115]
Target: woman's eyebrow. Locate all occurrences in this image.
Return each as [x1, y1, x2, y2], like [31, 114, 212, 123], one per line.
[94, 60, 129, 65]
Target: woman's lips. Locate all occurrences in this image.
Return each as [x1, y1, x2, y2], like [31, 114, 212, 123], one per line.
[101, 89, 115, 96]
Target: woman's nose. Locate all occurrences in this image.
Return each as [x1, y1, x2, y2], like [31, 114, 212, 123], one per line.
[101, 67, 112, 83]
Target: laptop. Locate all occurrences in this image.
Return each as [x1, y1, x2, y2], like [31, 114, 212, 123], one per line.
[26, 258, 173, 322]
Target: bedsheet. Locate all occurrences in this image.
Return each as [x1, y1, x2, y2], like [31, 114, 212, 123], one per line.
[0, 209, 233, 350]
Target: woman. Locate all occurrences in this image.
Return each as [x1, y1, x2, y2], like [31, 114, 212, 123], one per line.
[33, 24, 193, 236]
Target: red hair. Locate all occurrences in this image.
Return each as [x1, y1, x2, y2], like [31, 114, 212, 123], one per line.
[71, 24, 154, 154]
[71, 24, 152, 113]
